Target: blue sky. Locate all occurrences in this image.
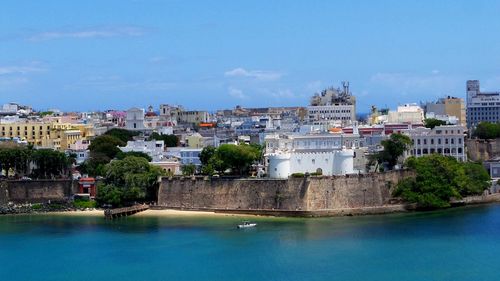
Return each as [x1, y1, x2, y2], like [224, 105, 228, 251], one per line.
[1, 0, 500, 112]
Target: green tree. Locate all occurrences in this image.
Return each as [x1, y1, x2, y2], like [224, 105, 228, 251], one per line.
[0, 143, 31, 177]
[31, 149, 70, 179]
[214, 144, 261, 175]
[394, 154, 490, 208]
[148, 132, 178, 147]
[116, 151, 152, 162]
[96, 156, 165, 207]
[473, 122, 500, 139]
[88, 135, 125, 159]
[424, 118, 447, 129]
[199, 146, 216, 165]
[104, 128, 139, 143]
[181, 163, 196, 176]
[374, 133, 412, 170]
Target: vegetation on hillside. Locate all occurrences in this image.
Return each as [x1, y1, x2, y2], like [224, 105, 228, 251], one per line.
[394, 154, 490, 209]
[96, 156, 165, 207]
[199, 144, 262, 176]
[0, 143, 71, 178]
[424, 118, 447, 129]
[473, 122, 500, 139]
[368, 133, 412, 171]
[148, 132, 179, 147]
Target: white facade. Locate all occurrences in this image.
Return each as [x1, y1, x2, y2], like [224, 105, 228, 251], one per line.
[125, 108, 146, 131]
[403, 125, 466, 161]
[265, 133, 357, 178]
[120, 140, 165, 162]
[387, 103, 424, 124]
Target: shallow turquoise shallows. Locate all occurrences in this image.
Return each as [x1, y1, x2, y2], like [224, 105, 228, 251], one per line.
[1, 205, 500, 281]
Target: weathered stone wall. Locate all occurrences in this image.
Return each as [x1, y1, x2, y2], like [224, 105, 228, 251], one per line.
[157, 170, 414, 212]
[466, 139, 500, 162]
[0, 180, 78, 205]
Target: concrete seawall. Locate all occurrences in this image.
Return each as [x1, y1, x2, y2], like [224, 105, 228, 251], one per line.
[157, 170, 416, 216]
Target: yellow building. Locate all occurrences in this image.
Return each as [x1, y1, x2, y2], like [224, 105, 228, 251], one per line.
[0, 121, 94, 150]
[443, 97, 466, 127]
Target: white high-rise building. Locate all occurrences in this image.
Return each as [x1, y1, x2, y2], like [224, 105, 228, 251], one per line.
[466, 80, 500, 128]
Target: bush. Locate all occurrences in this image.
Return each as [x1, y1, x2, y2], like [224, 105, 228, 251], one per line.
[73, 199, 97, 209]
[31, 203, 43, 210]
[291, 173, 305, 178]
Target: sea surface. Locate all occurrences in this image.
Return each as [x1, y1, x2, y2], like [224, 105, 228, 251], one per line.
[1, 205, 500, 281]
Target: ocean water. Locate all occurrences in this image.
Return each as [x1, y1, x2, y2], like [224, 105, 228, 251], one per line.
[1, 205, 500, 281]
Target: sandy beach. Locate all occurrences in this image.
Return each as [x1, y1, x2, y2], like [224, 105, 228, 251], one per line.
[48, 209, 255, 218]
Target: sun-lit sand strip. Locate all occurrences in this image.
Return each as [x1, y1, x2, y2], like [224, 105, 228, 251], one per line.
[135, 209, 256, 218]
[49, 210, 103, 216]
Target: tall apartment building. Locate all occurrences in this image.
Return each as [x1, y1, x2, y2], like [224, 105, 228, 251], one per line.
[306, 82, 356, 127]
[466, 80, 500, 128]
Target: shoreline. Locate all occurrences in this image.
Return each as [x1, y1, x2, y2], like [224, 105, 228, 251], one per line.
[2, 193, 500, 218]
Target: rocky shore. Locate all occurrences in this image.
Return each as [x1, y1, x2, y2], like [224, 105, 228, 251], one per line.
[0, 202, 96, 215]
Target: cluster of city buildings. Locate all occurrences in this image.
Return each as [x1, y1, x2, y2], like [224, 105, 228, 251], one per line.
[1, 80, 499, 180]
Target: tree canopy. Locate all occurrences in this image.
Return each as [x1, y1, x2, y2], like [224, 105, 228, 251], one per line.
[424, 118, 447, 129]
[148, 132, 178, 147]
[104, 128, 139, 143]
[370, 133, 412, 170]
[0, 144, 70, 179]
[394, 154, 490, 208]
[473, 122, 500, 139]
[96, 156, 165, 207]
[199, 144, 262, 176]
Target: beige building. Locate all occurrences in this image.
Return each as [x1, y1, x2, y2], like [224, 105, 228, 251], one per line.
[443, 97, 466, 127]
[0, 121, 94, 150]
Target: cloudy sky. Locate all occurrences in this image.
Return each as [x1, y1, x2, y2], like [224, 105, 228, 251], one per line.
[1, 0, 500, 112]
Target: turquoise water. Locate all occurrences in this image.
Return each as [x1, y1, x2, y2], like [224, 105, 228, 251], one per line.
[1, 206, 500, 281]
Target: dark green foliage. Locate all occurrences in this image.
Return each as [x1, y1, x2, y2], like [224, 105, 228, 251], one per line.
[199, 146, 216, 166]
[199, 144, 262, 176]
[372, 133, 412, 170]
[291, 173, 305, 178]
[424, 118, 447, 129]
[73, 199, 97, 209]
[148, 132, 178, 147]
[181, 164, 196, 176]
[0, 143, 32, 177]
[88, 135, 125, 159]
[394, 154, 490, 208]
[116, 151, 152, 162]
[473, 122, 500, 139]
[104, 128, 139, 143]
[30, 149, 70, 179]
[96, 156, 165, 207]
[0, 144, 70, 179]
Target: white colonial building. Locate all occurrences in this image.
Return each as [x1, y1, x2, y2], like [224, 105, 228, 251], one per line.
[119, 140, 165, 162]
[264, 133, 359, 178]
[125, 107, 146, 131]
[403, 125, 466, 161]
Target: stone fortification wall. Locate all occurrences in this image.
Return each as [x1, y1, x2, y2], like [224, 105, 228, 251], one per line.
[0, 180, 77, 205]
[157, 170, 414, 212]
[466, 139, 500, 162]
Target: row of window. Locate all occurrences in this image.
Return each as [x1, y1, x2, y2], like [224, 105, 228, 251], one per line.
[415, 138, 462, 145]
[1, 125, 50, 131]
[309, 109, 352, 114]
[412, 147, 463, 155]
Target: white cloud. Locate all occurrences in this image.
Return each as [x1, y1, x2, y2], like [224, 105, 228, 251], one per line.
[67, 75, 176, 91]
[224, 67, 283, 81]
[0, 65, 45, 75]
[228, 87, 248, 99]
[370, 72, 458, 93]
[28, 26, 146, 42]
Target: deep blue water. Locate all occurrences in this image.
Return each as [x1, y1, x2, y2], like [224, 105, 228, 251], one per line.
[1, 205, 500, 281]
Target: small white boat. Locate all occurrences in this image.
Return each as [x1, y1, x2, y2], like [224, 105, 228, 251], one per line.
[237, 221, 257, 229]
